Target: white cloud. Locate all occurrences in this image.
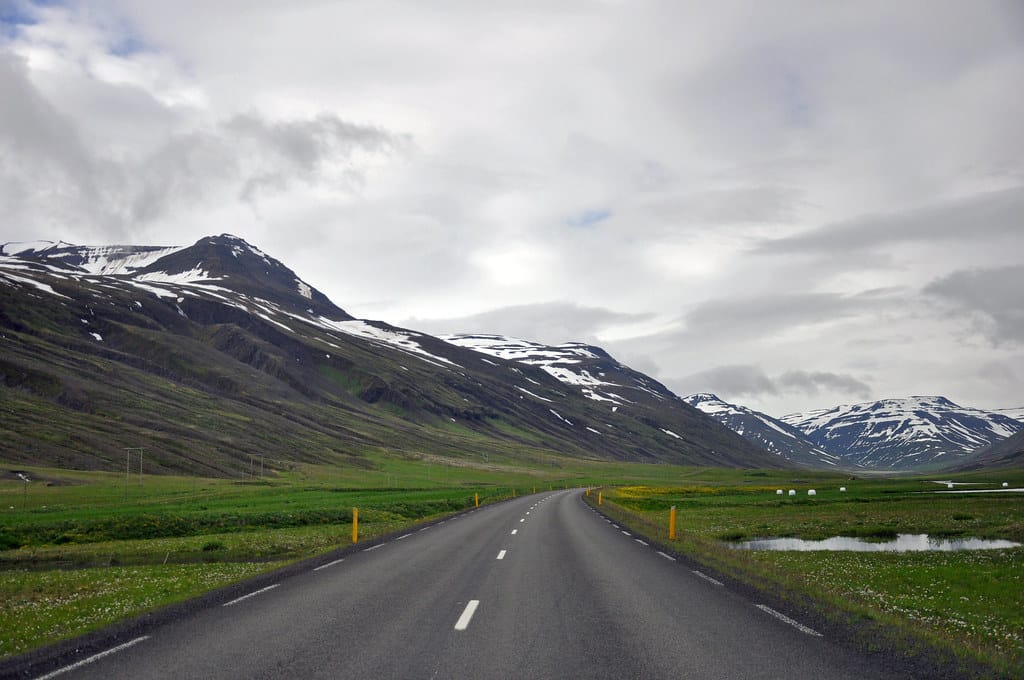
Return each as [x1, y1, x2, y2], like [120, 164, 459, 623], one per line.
[2, 0, 1023, 415]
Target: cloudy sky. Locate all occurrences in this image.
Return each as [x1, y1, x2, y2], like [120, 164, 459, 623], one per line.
[2, 0, 1022, 417]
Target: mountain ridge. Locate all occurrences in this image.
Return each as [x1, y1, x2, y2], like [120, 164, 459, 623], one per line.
[0, 235, 777, 476]
[682, 393, 844, 469]
[780, 396, 1022, 470]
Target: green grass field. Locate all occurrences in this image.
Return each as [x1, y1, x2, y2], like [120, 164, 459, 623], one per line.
[588, 469, 1024, 676]
[2, 450, 687, 658]
[3, 457, 1023, 674]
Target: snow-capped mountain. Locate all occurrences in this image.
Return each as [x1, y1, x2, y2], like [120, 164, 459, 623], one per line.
[993, 407, 1024, 424]
[1, 240, 186, 275]
[781, 396, 1023, 469]
[0, 235, 774, 474]
[439, 334, 762, 465]
[683, 393, 844, 468]
[956, 429, 1024, 471]
[441, 334, 673, 407]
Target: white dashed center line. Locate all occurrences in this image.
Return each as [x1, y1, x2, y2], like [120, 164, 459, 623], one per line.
[496, 550, 506, 560]
[756, 604, 822, 637]
[635, 539, 648, 546]
[511, 529, 518, 535]
[656, 551, 676, 561]
[396, 533, 411, 540]
[224, 584, 279, 607]
[692, 570, 724, 586]
[454, 600, 480, 631]
[313, 558, 344, 572]
[362, 544, 383, 552]
[35, 636, 150, 680]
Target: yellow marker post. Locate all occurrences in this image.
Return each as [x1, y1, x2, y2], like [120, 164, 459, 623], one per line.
[533, 486, 536, 494]
[352, 508, 359, 544]
[513, 489, 516, 497]
[669, 505, 677, 540]
[598, 492, 602, 505]
[474, 492, 479, 507]
[586, 488, 590, 497]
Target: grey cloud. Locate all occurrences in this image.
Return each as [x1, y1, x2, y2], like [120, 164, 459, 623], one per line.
[402, 302, 654, 347]
[777, 370, 871, 399]
[224, 114, 408, 202]
[681, 290, 894, 339]
[646, 185, 803, 225]
[755, 186, 1024, 256]
[924, 265, 1024, 345]
[0, 49, 407, 238]
[0, 51, 103, 227]
[674, 364, 871, 401]
[675, 364, 779, 398]
[126, 113, 405, 223]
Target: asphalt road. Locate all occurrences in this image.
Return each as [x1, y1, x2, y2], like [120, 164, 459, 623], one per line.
[27, 490, 921, 679]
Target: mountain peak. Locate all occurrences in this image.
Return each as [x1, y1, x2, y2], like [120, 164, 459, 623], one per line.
[686, 393, 724, 404]
[782, 395, 1022, 469]
[129, 235, 352, 321]
[683, 393, 843, 468]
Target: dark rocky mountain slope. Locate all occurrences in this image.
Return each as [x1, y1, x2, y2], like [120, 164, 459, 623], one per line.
[0, 235, 778, 477]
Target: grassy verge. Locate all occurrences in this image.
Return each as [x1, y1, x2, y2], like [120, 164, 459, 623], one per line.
[587, 473, 1024, 677]
[0, 563, 269, 658]
[0, 462, 527, 658]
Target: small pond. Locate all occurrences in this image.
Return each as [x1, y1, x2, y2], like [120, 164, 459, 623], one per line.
[728, 534, 1021, 552]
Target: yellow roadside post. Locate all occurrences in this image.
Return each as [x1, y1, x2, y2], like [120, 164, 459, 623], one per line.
[598, 492, 602, 505]
[533, 486, 536, 494]
[586, 488, 590, 497]
[352, 508, 359, 543]
[474, 492, 479, 507]
[669, 505, 677, 540]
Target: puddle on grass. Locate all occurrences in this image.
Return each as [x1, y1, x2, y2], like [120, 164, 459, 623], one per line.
[728, 534, 1021, 552]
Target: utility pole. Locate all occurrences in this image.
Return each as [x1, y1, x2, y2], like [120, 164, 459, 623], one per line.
[124, 448, 142, 500]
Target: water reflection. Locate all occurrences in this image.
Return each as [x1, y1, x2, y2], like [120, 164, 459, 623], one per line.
[729, 534, 1021, 552]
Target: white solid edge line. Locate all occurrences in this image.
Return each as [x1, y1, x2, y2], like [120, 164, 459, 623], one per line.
[756, 604, 823, 637]
[454, 600, 480, 630]
[419, 527, 430, 532]
[511, 529, 518, 535]
[621, 530, 631, 536]
[656, 551, 676, 561]
[635, 539, 648, 546]
[223, 583, 280, 607]
[496, 550, 506, 560]
[362, 544, 383, 552]
[692, 570, 725, 587]
[313, 558, 345, 572]
[34, 636, 150, 680]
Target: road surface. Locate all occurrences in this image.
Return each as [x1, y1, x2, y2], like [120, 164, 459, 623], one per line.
[22, 490, 929, 679]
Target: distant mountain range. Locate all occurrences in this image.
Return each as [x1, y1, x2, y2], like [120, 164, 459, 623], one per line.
[0, 235, 771, 476]
[682, 394, 843, 468]
[780, 396, 1022, 469]
[3, 235, 1020, 476]
[686, 392, 1022, 471]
